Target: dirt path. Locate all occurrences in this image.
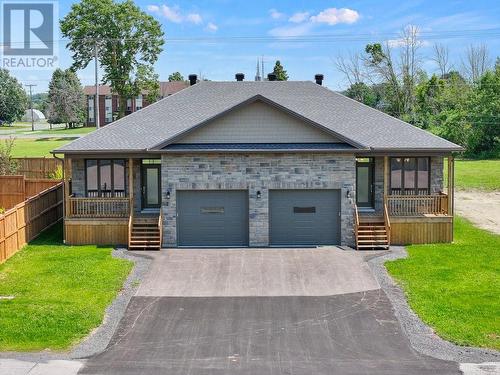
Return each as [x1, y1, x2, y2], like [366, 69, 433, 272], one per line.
[455, 191, 500, 234]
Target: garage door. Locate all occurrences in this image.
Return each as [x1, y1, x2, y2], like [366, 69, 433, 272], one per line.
[269, 190, 341, 246]
[177, 190, 248, 247]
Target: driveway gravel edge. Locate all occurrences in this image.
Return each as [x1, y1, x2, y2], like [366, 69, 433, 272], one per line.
[367, 246, 500, 363]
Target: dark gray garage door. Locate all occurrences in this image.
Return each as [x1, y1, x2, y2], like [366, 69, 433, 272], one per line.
[270, 190, 341, 246]
[177, 190, 248, 247]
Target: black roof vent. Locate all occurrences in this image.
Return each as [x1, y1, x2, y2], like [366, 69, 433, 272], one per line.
[235, 73, 245, 81]
[188, 74, 197, 86]
[315, 74, 324, 85]
[267, 73, 277, 81]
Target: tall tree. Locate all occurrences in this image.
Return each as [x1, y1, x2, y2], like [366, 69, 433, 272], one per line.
[60, 0, 164, 118]
[432, 43, 451, 77]
[0, 138, 19, 175]
[462, 44, 491, 83]
[0, 69, 28, 126]
[364, 25, 423, 120]
[273, 60, 289, 81]
[47, 69, 86, 129]
[168, 72, 184, 82]
[466, 64, 500, 155]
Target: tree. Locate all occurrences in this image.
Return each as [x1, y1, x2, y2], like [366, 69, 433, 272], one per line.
[462, 44, 491, 83]
[335, 52, 365, 86]
[46, 69, 86, 129]
[364, 25, 423, 120]
[272, 60, 289, 81]
[0, 69, 28, 126]
[60, 0, 164, 119]
[32, 93, 49, 115]
[168, 72, 184, 82]
[432, 43, 451, 77]
[0, 138, 19, 175]
[466, 64, 500, 155]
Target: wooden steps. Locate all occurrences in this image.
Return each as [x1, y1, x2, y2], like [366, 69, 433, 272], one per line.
[128, 216, 162, 250]
[356, 219, 390, 250]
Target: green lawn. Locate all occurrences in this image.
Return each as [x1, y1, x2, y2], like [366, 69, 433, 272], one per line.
[453, 159, 500, 191]
[31, 126, 96, 136]
[0, 225, 133, 351]
[386, 217, 500, 350]
[11, 138, 75, 157]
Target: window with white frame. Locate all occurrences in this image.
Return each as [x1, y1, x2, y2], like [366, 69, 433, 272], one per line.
[136, 94, 143, 110]
[105, 95, 112, 123]
[88, 96, 95, 121]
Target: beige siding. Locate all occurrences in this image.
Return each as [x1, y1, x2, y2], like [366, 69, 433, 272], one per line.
[176, 101, 339, 144]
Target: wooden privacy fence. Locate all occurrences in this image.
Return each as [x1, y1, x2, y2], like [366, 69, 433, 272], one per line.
[0, 182, 63, 264]
[14, 157, 61, 179]
[0, 176, 61, 210]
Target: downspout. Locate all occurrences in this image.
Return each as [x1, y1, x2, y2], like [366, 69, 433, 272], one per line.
[52, 152, 66, 244]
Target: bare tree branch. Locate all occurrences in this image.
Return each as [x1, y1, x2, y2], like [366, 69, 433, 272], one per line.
[432, 43, 451, 77]
[461, 44, 491, 82]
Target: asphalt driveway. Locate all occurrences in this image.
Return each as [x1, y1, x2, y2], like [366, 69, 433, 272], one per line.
[79, 248, 460, 375]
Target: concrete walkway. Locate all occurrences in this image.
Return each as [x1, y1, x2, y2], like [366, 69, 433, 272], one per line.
[0, 359, 83, 375]
[136, 247, 380, 297]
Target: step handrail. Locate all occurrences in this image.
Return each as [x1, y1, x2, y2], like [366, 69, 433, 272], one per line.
[158, 214, 163, 249]
[354, 204, 359, 250]
[383, 199, 391, 248]
[128, 213, 133, 249]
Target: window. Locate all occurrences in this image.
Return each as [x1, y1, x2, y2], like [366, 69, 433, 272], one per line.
[390, 157, 430, 195]
[88, 96, 95, 121]
[136, 94, 143, 110]
[105, 96, 112, 123]
[127, 98, 132, 111]
[85, 160, 126, 197]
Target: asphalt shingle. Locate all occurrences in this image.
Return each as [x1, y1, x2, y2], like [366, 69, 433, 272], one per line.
[55, 81, 462, 153]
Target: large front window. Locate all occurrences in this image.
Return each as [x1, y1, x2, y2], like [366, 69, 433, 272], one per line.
[390, 157, 430, 195]
[85, 159, 125, 197]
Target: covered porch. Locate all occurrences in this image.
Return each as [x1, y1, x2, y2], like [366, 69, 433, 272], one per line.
[63, 157, 163, 248]
[354, 155, 455, 249]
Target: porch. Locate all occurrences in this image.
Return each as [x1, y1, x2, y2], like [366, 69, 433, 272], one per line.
[63, 157, 162, 249]
[354, 156, 455, 249]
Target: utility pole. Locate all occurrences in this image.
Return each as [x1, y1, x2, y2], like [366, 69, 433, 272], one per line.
[25, 84, 37, 131]
[94, 41, 100, 129]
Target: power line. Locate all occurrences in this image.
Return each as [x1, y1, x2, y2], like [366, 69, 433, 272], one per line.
[1, 28, 500, 46]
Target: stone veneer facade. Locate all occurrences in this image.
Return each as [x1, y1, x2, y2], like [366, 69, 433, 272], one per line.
[161, 153, 356, 247]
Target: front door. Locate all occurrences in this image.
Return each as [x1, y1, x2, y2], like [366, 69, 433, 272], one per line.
[356, 158, 374, 208]
[141, 164, 161, 209]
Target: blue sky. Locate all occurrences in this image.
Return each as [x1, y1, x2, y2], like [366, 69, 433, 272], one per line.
[9, 0, 500, 93]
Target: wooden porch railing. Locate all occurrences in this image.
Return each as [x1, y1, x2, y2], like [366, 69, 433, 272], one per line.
[68, 197, 130, 218]
[385, 194, 448, 216]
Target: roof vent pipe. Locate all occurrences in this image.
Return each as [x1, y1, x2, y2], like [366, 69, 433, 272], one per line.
[315, 74, 324, 85]
[235, 73, 245, 81]
[267, 73, 277, 81]
[188, 74, 197, 86]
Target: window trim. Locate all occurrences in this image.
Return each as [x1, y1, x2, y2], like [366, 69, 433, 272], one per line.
[85, 159, 126, 197]
[390, 157, 431, 195]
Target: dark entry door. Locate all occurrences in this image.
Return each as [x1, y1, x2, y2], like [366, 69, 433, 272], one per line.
[141, 165, 161, 209]
[356, 159, 374, 208]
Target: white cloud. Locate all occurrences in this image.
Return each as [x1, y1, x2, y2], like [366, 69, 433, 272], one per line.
[310, 8, 359, 25]
[147, 5, 160, 13]
[186, 13, 202, 24]
[157, 5, 183, 23]
[289, 11, 309, 23]
[205, 22, 218, 32]
[269, 8, 285, 19]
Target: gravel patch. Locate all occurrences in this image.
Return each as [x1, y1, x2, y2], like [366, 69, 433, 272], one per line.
[0, 248, 152, 362]
[368, 246, 500, 363]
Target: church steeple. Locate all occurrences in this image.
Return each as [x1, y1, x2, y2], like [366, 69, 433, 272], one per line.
[255, 59, 261, 81]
